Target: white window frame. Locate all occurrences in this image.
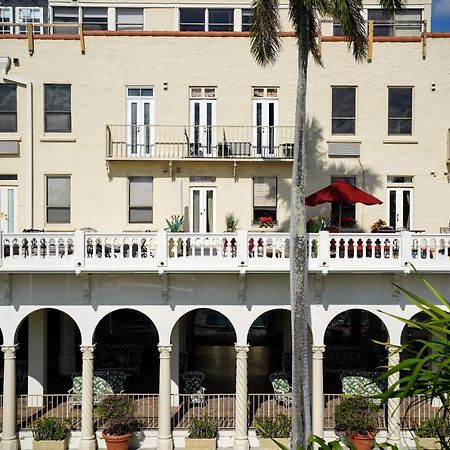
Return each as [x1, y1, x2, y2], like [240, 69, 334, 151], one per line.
[0, 7, 13, 34]
[179, 7, 237, 31]
[46, 175, 71, 224]
[128, 176, 154, 224]
[387, 86, 414, 136]
[16, 7, 44, 35]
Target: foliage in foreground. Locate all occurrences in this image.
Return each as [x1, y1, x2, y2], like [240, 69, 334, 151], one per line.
[187, 415, 219, 439]
[32, 417, 71, 441]
[254, 413, 291, 438]
[334, 396, 379, 436]
[377, 269, 450, 449]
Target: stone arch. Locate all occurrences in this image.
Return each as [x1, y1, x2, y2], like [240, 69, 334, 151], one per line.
[14, 308, 82, 395]
[400, 311, 432, 361]
[245, 308, 293, 393]
[323, 308, 389, 394]
[93, 308, 159, 393]
[170, 308, 237, 394]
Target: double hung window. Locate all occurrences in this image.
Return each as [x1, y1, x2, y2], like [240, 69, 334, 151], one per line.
[331, 87, 356, 135]
[388, 87, 413, 135]
[44, 84, 72, 133]
[47, 176, 71, 224]
[129, 177, 153, 223]
[253, 177, 277, 223]
[116, 8, 144, 31]
[179, 8, 234, 31]
[0, 84, 17, 133]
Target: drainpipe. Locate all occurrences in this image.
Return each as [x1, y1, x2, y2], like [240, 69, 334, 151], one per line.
[0, 56, 34, 229]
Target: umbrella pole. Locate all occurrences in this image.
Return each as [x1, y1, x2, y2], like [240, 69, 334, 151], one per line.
[338, 203, 342, 232]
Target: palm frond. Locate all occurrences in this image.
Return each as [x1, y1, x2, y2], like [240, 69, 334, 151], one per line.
[250, 0, 282, 66]
[334, 0, 367, 62]
[378, 0, 405, 11]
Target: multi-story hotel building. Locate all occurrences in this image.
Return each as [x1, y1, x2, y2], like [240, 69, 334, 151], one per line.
[0, 0, 448, 449]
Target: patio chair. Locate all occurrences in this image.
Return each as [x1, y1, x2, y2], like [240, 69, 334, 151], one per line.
[269, 372, 292, 407]
[341, 372, 383, 404]
[182, 371, 206, 406]
[68, 375, 114, 407]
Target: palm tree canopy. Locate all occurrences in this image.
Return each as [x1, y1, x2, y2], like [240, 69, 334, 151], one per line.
[250, 0, 405, 66]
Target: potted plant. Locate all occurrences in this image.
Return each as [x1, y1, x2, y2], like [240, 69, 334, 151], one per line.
[253, 413, 291, 450]
[96, 395, 140, 450]
[370, 219, 394, 233]
[165, 214, 184, 232]
[306, 216, 330, 233]
[185, 415, 219, 450]
[225, 213, 238, 232]
[334, 396, 379, 450]
[258, 216, 274, 229]
[414, 417, 450, 450]
[32, 417, 71, 450]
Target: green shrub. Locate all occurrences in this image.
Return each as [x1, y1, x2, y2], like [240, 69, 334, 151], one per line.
[32, 417, 71, 441]
[415, 417, 450, 438]
[96, 395, 141, 436]
[187, 415, 218, 439]
[334, 396, 379, 435]
[254, 413, 291, 438]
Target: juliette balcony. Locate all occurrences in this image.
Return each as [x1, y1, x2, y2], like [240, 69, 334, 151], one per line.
[1, 231, 450, 274]
[106, 125, 295, 160]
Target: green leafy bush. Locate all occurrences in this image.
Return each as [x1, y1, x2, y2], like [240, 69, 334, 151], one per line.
[334, 396, 379, 436]
[32, 417, 71, 441]
[96, 395, 141, 436]
[306, 216, 329, 233]
[415, 417, 450, 438]
[254, 413, 291, 438]
[165, 215, 184, 232]
[187, 415, 218, 439]
[225, 213, 238, 232]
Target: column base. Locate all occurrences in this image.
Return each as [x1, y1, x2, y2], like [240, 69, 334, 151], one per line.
[79, 437, 97, 450]
[156, 437, 174, 450]
[1, 437, 19, 450]
[234, 437, 250, 450]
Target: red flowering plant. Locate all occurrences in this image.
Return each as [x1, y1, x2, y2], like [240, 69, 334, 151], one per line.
[96, 395, 141, 436]
[258, 216, 274, 228]
[341, 216, 357, 228]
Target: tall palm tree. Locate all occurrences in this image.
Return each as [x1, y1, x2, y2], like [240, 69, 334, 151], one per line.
[250, 0, 403, 448]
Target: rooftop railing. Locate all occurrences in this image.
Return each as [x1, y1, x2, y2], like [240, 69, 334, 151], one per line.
[0, 230, 449, 273]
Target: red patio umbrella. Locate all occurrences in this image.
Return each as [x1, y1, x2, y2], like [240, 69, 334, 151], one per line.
[305, 179, 382, 230]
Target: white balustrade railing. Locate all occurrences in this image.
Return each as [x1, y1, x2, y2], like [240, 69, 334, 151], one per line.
[1, 231, 450, 272]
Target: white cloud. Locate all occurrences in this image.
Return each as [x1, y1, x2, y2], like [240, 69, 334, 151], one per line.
[434, 0, 450, 17]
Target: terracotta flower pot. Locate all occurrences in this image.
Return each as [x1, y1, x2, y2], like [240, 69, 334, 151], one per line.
[348, 433, 376, 450]
[102, 432, 132, 450]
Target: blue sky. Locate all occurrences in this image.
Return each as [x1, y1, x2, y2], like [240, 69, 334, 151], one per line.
[432, 0, 450, 31]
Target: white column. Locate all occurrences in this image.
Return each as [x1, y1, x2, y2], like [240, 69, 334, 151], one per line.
[79, 345, 97, 450]
[1, 345, 19, 450]
[387, 346, 402, 448]
[59, 315, 76, 376]
[28, 310, 47, 406]
[312, 345, 325, 439]
[234, 344, 249, 450]
[157, 345, 173, 450]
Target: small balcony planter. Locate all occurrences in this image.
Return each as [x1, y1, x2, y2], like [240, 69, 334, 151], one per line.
[32, 417, 71, 450]
[186, 415, 218, 450]
[415, 438, 441, 450]
[258, 438, 290, 450]
[254, 413, 291, 450]
[414, 417, 450, 450]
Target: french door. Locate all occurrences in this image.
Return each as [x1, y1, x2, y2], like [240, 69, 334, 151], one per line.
[0, 186, 17, 233]
[189, 100, 216, 157]
[387, 187, 413, 230]
[253, 99, 278, 157]
[126, 87, 155, 157]
[190, 187, 216, 232]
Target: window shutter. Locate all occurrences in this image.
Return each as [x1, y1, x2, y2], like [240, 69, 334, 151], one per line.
[254, 177, 277, 207]
[130, 177, 153, 207]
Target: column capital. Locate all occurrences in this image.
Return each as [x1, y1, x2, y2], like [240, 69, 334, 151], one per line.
[1, 344, 19, 359]
[235, 344, 249, 357]
[158, 344, 172, 357]
[312, 345, 326, 359]
[80, 344, 95, 359]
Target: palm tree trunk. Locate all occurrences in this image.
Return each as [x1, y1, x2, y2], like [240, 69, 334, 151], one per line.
[290, 4, 312, 449]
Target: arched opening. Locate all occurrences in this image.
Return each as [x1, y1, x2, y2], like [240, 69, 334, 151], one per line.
[93, 309, 159, 393]
[324, 309, 388, 394]
[401, 312, 431, 360]
[15, 309, 82, 396]
[171, 309, 237, 394]
[246, 309, 291, 393]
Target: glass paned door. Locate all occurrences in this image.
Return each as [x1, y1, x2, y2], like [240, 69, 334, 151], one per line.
[126, 88, 155, 157]
[387, 188, 413, 230]
[189, 100, 216, 157]
[253, 99, 278, 157]
[190, 187, 215, 232]
[0, 187, 17, 232]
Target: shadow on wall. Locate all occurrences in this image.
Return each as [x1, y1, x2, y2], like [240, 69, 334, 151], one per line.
[277, 116, 383, 231]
